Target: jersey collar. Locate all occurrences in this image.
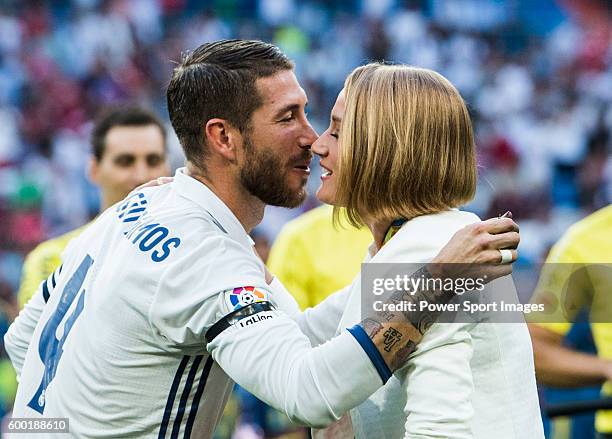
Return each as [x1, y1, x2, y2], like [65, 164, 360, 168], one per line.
[172, 168, 255, 248]
[382, 218, 407, 246]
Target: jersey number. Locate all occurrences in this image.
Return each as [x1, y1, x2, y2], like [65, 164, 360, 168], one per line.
[27, 255, 93, 414]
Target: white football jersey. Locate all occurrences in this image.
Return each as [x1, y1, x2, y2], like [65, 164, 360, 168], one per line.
[5, 169, 385, 438]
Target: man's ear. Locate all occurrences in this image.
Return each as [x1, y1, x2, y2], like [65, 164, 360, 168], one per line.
[204, 118, 242, 163]
[88, 156, 100, 184]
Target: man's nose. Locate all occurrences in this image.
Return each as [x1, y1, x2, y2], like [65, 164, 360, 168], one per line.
[131, 162, 150, 186]
[299, 122, 319, 150]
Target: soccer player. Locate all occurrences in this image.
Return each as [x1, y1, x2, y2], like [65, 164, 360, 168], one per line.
[17, 107, 170, 307]
[528, 204, 612, 437]
[5, 40, 520, 438]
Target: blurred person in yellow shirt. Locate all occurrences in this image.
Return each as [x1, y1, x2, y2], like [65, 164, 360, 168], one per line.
[528, 204, 612, 437]
[267, 204, 372, 310]
[17, 107, 170, 307]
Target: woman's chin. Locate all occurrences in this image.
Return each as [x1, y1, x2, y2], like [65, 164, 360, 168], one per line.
[315, 188, 337, 206]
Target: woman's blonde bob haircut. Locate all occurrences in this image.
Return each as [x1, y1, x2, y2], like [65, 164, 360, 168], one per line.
[334, 63, 477, 227]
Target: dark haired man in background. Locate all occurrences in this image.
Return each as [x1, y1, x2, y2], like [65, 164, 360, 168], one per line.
[17, 106, 170, 307]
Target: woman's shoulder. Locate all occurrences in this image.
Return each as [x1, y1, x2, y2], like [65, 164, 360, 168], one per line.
[374, 209, 481, 263]
[404, 209, 480, 234]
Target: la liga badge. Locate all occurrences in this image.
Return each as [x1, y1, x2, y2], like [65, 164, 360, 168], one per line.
[227, 286, 269, 311]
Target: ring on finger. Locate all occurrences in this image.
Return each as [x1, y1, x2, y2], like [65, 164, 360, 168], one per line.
[499, 249, 513, 264]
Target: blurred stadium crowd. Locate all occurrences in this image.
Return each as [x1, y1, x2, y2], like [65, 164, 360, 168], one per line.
[0, 0, 611, 435]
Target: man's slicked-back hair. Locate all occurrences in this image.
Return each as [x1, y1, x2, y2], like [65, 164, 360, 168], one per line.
[166, 39, 294, 169]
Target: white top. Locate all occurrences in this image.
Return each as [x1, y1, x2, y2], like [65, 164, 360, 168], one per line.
[5, 169, 383, 438]
[335, 210, 545, 439]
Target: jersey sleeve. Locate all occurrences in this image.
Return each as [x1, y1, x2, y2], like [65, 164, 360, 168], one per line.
[207, 302, 384, 428]
[5, 266, 61, 379]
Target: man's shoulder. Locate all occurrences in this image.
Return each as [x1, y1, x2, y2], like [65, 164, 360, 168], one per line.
[18, 222, 93, 306]
[115, 194, 237, 266]
[115, 186, 220, 235]
[90, 186, 259, 273]
[565, 204, 612, 241]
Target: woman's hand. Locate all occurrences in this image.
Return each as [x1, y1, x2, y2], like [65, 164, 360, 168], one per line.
[429, 214, 520, 282]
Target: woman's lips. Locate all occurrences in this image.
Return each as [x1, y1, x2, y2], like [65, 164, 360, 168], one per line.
[320, 165, 333, 180]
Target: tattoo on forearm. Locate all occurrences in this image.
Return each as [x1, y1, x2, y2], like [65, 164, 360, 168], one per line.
[359, 265, 460, 372]
[416, 313, 435, 334]
[382, 327, 402, 352]
[361, 318, 383, 338]
[381, 310, 395, 322]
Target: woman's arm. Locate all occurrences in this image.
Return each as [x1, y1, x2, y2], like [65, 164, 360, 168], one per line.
[402, 323, 475, 438]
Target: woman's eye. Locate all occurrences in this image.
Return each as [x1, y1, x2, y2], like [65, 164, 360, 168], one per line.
[330, 133, 339, 139]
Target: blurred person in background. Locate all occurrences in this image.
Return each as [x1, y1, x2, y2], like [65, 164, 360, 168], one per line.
[529, 204, 612, 439]
[267, 205, 371, 310]
[16, 106, 170, 308]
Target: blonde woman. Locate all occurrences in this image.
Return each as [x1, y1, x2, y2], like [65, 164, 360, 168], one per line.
[311, 64, 544, 438]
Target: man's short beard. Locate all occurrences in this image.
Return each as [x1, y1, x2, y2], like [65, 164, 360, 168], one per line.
[239, 136, 307, 208]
